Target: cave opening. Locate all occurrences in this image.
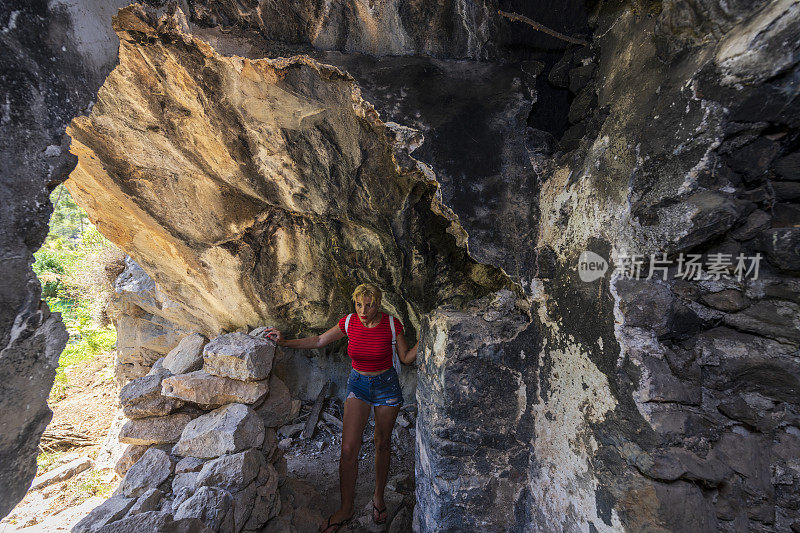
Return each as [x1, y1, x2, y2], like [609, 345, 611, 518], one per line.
[8, 0, 798, 531]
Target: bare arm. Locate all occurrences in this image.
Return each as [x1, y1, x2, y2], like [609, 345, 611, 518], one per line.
[396, 333, 419, 365]
[263, 324, 345, 349]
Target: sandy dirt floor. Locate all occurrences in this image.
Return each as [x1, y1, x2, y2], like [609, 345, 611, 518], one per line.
[282, 402, 417, 532]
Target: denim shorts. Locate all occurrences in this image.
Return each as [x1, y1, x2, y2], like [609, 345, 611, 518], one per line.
[345, 367, 403, 407]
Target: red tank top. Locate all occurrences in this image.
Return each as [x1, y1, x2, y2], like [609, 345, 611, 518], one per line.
[338, 312, 404, 372]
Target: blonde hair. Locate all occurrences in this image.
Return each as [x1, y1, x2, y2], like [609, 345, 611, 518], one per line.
[352, 283, 382, 307]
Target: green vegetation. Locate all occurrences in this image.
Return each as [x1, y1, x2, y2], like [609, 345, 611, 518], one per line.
[35, 450, 64, 475]
[74, 469, 116, 501]
[32, 184, 124, 401]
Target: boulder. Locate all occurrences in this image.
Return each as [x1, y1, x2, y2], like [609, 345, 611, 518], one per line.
[163, 334, 208, 375]
[163, 517, 214, 533]
[758, 228, 800, 271]
[173, 486, 234, 533]
[195, 449, 264, 492]
[117, 448, 174, 498]
[254, 375, 295, 428]
[161, 371, 268, 406]
[175, 457, 205, 474]
[120, 374, 184, 419]
[203, 333, 275, 382]
[147, 358, 170, 377]
[115, 445, 150, 477]
[172, 472, 199, 494]
[119, 413, 192, 445]
[231, 482, 257, 532]
[73, 496, 136, 533]
[31, 456, 93, 490]
[127, 488, 164, 516]
[244, 464, 281, 529]
[172, 404, 265, 458]
[95, 510, 172, 533]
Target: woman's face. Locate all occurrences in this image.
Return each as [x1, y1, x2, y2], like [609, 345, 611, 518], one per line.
[355, 296, 379, 323]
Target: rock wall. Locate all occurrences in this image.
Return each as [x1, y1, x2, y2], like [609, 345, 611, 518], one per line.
[65, 4, 517, 339]
[76, 331, 293, 532]
[0, 0, 131, 516]
[3, 0, 799, 530]
[519, 0, 800, 531]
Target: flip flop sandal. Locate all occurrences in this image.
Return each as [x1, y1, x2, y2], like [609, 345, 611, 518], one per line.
[319, 512, 354, 533]
[372, 499, 388, 525]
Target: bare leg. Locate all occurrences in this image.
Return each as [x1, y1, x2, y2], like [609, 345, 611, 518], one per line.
[372, 404, 400, 522]
[320, 395, 371, 533]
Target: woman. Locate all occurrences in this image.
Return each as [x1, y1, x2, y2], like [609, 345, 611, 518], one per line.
[263, 283, 419, 532]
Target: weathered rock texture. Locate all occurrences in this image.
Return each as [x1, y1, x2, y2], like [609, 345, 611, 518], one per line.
[83, 326, 291, 532]
[112, 257, 197, 383]
[65, 4, 517, 341]
[0, 0, 134, 516]
[4, 0, 799, 531]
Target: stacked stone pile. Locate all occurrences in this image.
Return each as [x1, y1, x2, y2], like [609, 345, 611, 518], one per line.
[74, 330, 301, 533]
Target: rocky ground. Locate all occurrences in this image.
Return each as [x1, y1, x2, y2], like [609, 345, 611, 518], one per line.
[280, 401, 416, 532]
[0, 344, 416, 533]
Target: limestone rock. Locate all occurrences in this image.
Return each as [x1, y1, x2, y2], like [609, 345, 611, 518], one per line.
[173, 486, 234, 533]
[161, 371, 268, 406]
[759, 228, 800, 271]
[73, 496, 136, 533]
[120, 373, 185, 419]
[95, 510, 172, 533]
[65, 3, 510, 340]
[163, 517, 213, 533]
[127, 488, 164, 516]
[119, 413, 192, 445]
[172, 404, 265, 458]
[196, 449, 264, 492]
[175, 457, 205, 474]
[115, 445, 150, 477]
[172, 472, 199, 494]
[255, 375, 294, 428]
[245, 464, 281, 529]
[203, 333, 275, 382]
[117, 448, 174, 498]
[31, 456, 93, 490]
[163, 334, 208, 375]
[112, 257, 196, 384]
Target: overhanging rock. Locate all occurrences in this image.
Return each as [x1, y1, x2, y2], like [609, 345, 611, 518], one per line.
[65, 5, 523, 340]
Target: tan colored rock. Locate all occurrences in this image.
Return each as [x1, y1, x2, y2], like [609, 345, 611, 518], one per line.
[119, 413, 192, 445]
[202, 332, 274, 382]
[161, 370, 268, 406]
[163, 333, 208, 375]
[115, 444, 149, 477]
[65, 4, 509, 338]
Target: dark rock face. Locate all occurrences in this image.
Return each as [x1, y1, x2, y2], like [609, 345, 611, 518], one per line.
[415, 290, 534, 531]
[520, 0, 800, 530]
[0, 0, 130, 516]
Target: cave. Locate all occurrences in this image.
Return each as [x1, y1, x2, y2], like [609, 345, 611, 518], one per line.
[2, 0, 800, 531]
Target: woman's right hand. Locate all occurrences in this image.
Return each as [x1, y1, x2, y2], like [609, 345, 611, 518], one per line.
[262, 326, 284, 345]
